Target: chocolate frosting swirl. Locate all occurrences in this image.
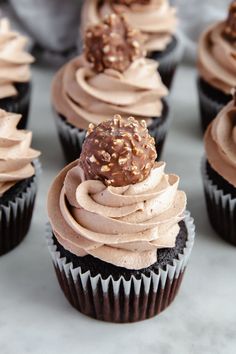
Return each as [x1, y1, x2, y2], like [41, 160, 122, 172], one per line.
[205, 99, 236, 187]
[47, 160, 186, 269]
[51, 55, 167, 129]
[198, 21, 236, 94]
[81, 0, 177, 52]
[0, 109, 40, 196]
[0, 18, 34, 99]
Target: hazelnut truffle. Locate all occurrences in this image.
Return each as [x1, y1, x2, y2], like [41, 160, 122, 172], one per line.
[79, 115, 157, 187]
[223, 1, 236, 41]
[84, 13, 145, 73]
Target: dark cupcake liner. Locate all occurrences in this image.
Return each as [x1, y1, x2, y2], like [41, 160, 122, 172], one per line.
[148, 101, 171, 159]
[55, 101, 170, 164]
[31, 44, 77, 68]
[197, 77, 231, 134]
[0, 82, 31, 129]
[149, 36, 184, 90]
[0, 159, 41, 256]
[46, 211, 195, 323]
[55, 114, 86, 163]
[202, 158, 236, 246]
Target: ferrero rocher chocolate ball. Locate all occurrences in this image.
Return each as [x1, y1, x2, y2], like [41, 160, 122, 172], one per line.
[84, 13, 145, 73]
[79, 115, 157, 187]
[223, 1, 236, 41]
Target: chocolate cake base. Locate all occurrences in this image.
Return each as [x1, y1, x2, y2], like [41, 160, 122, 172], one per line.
[149, 36, 181, 89]
[55, 101, 170, 164]
[47, 217, 195, 323]
[197, 77, 231, 133]
[203, 159, 236, 246]
[0, 174, 37, 256]
[0, 82, 31, 129]
[53, 221, 187, 280]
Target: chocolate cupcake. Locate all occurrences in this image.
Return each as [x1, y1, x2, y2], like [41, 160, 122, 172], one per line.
[197, 1, 236, 133]
[0, 18, 35, 129]
[52, 14, 169, 163]
[202, 96, 236, 245]
[0, 109, 40, 255]
[80, 0, 182, 89]
[47, 115, 195, 323]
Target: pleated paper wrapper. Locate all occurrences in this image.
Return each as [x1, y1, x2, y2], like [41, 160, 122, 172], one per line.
[202, 158, 236, 245]
[0, 159, 41, 255]
[46, 211, 195, 323]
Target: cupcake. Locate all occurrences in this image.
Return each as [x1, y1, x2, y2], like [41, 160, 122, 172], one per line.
[0, 18, 34, 129]
[47, 115, 195, 323]
[52, 14, 169, 163]
[80, 0, 181, 89]
[197, 1, 236, 133]
[0, 109, 40, 255]
[202, 96, 236, 246]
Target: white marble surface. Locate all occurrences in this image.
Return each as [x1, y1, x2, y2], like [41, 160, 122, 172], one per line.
[1, 64, 236, 354]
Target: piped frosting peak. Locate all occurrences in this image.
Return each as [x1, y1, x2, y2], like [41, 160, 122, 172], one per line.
[0, 18, 34, 99]
[198, 3, 236, 94]
[205, 96, 236, 187]
[0, 109, 40, 196]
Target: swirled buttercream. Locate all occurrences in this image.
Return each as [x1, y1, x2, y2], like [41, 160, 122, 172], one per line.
[0, 109, 40, 196]
[51, 55, 167, 129]
[81, 0, 177, 52]
[47, 160, 186, 269]
[198, 22, 236, 94]
[0, 18, 34, 99]
[205, 99, 236, 187]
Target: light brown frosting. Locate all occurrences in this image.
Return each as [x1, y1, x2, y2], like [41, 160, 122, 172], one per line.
[205, 100, 236, 187]
[47, 160, 186, 269]
[81, 0, 177, 52]
[0, 18, 34, 99]
[52, 55, 167, 129]
[0, 109, 40, 196]
[198, 21, 236, 94]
